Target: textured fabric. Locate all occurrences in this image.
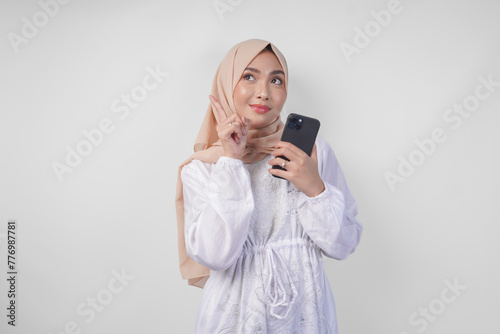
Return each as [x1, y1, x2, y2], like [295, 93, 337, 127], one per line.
[175, 39, 288, 287]
[181, 137, 362, 333]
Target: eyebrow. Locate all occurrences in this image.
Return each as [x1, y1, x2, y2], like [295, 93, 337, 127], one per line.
[244, 67, 285, 76]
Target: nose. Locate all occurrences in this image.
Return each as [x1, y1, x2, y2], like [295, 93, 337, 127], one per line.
[256, 81, 270, 100]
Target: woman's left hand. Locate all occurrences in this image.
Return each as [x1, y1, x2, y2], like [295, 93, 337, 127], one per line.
[268, 141, 325, 197]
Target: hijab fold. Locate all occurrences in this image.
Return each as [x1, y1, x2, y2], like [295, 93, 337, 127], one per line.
[175, 39, 288, 288]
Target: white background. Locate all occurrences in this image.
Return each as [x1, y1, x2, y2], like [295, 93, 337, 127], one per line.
[1, 0, 499, 333]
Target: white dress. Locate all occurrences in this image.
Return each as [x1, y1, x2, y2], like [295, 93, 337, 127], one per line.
[181, 137, 363, 334]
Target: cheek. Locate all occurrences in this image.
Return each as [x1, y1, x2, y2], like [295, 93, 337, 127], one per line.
[234, 86, 250, 106]
[275, 91, 287, 108]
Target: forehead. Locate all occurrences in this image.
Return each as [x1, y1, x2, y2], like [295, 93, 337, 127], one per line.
[247, 50, 283, 71]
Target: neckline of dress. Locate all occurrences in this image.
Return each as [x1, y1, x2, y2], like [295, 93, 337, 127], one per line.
[244, 154, 272, 166]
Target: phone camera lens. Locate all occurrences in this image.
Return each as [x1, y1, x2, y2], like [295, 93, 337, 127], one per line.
[294, 123, 302, 130]
[290, 116, 297, 123]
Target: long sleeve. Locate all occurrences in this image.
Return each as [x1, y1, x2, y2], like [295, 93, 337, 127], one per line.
[181, 156, 255, 271]
[297, 137, 363, 260]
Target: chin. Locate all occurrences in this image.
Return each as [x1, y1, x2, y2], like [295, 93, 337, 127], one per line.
[250, 116, 279, 129]
[238, 106, 280, 128]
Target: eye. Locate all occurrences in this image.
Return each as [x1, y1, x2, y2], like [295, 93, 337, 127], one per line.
[243, 74, 255, 81]
[271, 77, 283, 85]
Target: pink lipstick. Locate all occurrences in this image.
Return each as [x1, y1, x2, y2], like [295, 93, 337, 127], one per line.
[250, 104, 271, 114]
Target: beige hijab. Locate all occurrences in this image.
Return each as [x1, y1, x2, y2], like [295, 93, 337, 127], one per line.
[175, 39, 289, 288]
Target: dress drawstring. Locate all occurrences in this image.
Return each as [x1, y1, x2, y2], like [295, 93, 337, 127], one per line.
[259, 245, 298, 319]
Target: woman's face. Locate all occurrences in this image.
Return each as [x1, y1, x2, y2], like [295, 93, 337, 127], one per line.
[233, 50, 287, 129]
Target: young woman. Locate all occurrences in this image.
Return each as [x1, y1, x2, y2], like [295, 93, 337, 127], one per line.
[175, 39, 362, 333]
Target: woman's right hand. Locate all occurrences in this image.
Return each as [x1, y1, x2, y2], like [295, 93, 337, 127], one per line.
[209, 95, 251, 160]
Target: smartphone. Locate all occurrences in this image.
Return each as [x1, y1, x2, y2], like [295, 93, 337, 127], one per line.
[272, 113, 320, 179]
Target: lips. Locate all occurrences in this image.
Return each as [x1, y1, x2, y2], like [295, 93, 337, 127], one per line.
[250, 104, 271, 113]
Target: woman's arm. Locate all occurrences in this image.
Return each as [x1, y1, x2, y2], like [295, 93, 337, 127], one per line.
[181, 157, 254, 271]
[297, 137, 363, 260]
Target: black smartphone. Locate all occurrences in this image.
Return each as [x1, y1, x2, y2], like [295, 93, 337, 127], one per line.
[272, 113, 320, 179]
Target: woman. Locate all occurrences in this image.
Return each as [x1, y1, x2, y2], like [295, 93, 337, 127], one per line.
[175, 39, 362, 333]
